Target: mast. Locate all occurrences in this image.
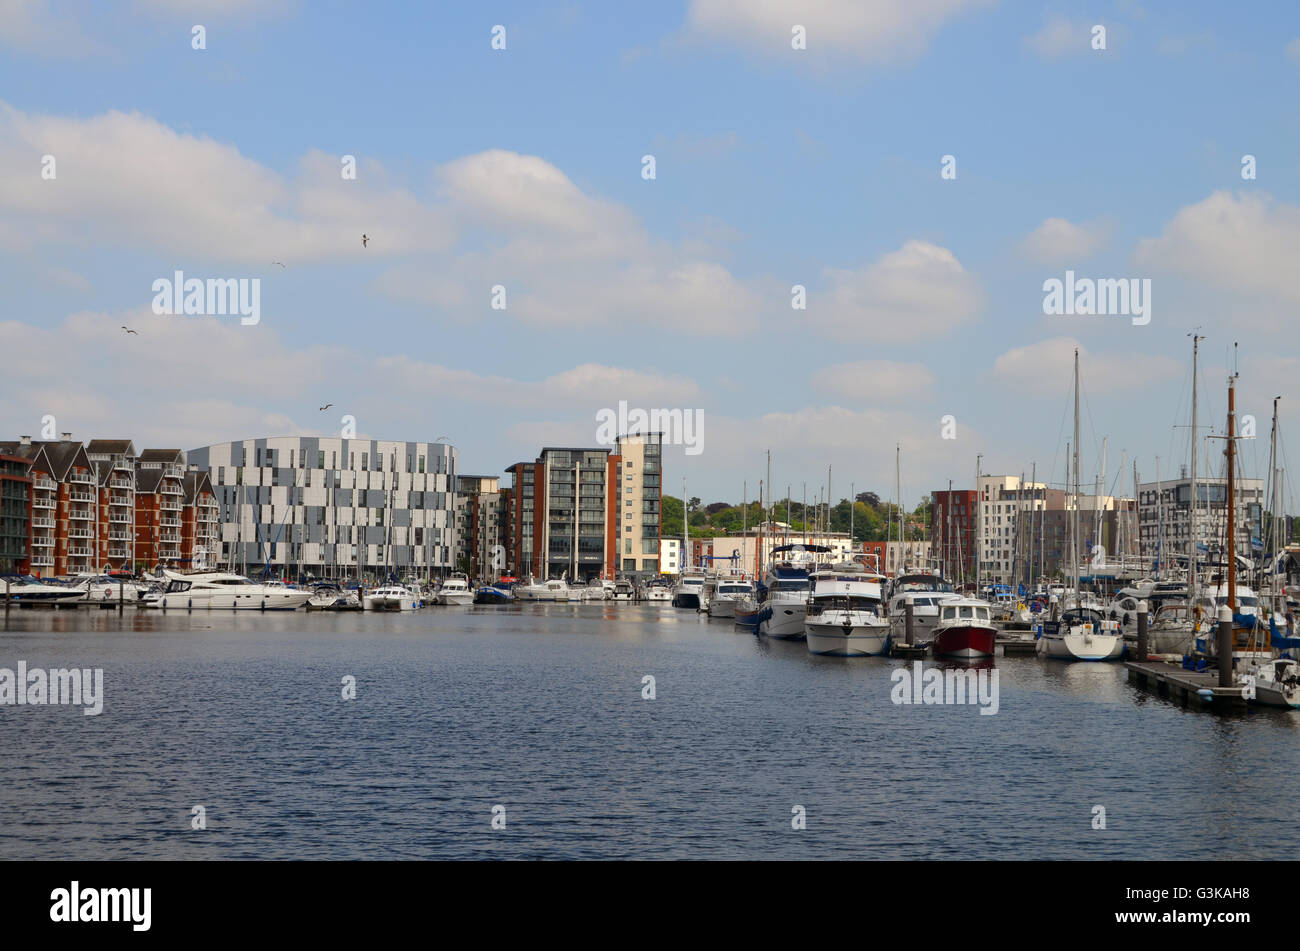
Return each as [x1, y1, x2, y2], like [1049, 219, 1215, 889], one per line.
[1227, 370, 1237, 615]
[1029, 462, 1037, 593]
[946, 479, 954, 582]
[1073, 346, 1081, 600]
[1155, 456, 1163, 582]
[682, 476, 689, 571]
[1267, 397, 1280, 611]
[895, 445, 903, 571]
[1189, 333, 1202, 607]
[975, 453, 983, 593]
[850, 481, 855, 549]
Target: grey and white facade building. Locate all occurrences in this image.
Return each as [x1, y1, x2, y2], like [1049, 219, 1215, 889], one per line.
[188, 437, 457, 578]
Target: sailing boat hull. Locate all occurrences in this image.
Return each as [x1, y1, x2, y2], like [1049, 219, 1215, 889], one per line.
[1037, 629, 1124, 661]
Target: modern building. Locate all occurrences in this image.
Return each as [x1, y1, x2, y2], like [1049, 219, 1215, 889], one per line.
[506, 434, 662, 582]
[455, 475, 510, 579]
[860, 540, 933, 577]
[0, 451, 34, 574]
[187, 437, 457, 579]
[931, 488, 977, 583]
[612, 433, 662, 575]
[0, 435, 98, 576]
[659, 537, 681, 575]
[1137, 472, 1265, 566]
[182, 467, 220, 569]
[85, 439, 137, 572]
[133, 449, 186, 569]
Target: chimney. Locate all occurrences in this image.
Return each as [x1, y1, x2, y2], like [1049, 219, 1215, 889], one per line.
[19, 435, 31, 446]
[61, 432, 72, 442]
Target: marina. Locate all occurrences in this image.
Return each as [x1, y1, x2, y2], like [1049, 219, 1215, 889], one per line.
[2, 601, 1296, 862]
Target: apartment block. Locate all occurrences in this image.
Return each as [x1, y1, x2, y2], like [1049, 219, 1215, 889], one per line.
[187, 437, 457, 577]
[455, 475, 510, 579]
[0, 451, 34, 574]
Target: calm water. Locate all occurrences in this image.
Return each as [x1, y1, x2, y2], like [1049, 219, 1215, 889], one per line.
[0, 603, 1295, 860]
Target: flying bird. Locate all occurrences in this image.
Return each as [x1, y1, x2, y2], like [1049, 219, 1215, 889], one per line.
[121, 326, 138, 335]
[319, 403, 334, 412]
[361, 234, 368, 248]
[271, 261, 286, 268]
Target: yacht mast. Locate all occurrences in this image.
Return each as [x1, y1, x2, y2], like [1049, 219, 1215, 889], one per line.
[975, 453, 983, 593]
[1227, 371, 1237, 614]
[1073, 346, 1081, 601]
[1189, 333, 1202, 607]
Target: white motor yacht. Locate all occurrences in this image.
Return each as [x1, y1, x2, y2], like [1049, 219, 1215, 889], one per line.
[804, 563, 889, 656]
[147, 570, 313, 610]
[436, 573, 475, 606]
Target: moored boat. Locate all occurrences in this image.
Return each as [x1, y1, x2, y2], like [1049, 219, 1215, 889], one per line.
[804, 562, 889, 656]
[931, 597, 998, 659]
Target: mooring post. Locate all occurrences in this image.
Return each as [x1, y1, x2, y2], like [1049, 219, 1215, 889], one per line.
[1217, 605, 1233, 688]
[904, 597, 914, 646]
[1136, 599, 1148, 660]
[118, 578, 124, 612]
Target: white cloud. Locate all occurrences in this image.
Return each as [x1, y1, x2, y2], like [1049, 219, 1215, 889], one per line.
[1025, 17, 1094, 58]
[0, 311, 700, 450]
[0, 0, 99, 55]
[685, 0, 993, 64]
[811, 360, 936, 403]
[1134, 191, 1300, 304]
[0, 103, 457, 263]
[1020, 217, 1109, 264]
[813, 240, 982, 341]
[991, 337, 1180, 393]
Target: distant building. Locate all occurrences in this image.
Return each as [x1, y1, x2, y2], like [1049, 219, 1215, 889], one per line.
[506, 434, 662, 582]
[187, 437, 457, 578]
[0, 451, 34, 574]
[1138, 473, 1265, 566]
[931, 488, 976, 583]
[0, 435, 97, 576]
[456, 475, 510, 579]
[85, 439, 137, 571]
[135, 449, 186, 569]
[659, 537, 681, 575]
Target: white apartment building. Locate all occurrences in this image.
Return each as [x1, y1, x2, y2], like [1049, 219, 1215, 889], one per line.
[188, 437, 457, 578]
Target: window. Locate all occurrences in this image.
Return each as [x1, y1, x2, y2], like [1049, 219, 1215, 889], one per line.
[419, 455, 425, 473]
[362, 453, 368, 470]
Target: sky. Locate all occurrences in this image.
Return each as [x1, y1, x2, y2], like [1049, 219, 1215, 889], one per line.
[2, 0, 1299, 511]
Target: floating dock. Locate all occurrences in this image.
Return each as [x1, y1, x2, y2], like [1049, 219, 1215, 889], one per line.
[1124, 660, 1247, 708]
[997, 636, 1037, 655]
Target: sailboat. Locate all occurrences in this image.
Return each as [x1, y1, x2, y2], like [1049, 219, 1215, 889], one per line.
[1036, 348, 1125, 661]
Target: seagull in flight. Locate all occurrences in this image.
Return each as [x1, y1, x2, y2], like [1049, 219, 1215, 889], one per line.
[361, 234, 368, 248]
[319, 403, 334, 412]
[271, 261, 286, 268]
[121, 326, 138, 335]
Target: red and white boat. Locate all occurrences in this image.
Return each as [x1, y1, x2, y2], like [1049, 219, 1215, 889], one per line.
[930, 597, 997, 658]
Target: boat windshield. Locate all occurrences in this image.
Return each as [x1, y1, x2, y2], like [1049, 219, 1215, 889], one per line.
[771, 580, 809, 591]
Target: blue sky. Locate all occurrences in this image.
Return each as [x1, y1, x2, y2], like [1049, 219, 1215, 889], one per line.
[2, 0, 1298, 510]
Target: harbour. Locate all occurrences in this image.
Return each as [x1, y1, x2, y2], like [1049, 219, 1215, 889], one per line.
[2, 603, 1297, 861]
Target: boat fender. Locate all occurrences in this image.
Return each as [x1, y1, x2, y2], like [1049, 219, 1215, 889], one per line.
[187, 598, 192, 611]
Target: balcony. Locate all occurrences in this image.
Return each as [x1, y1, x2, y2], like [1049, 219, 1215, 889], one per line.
[69, 527, 92, 539]
[109, 530, 131, 541]
[108, 546, 130, 558]
[34, 476, 57, 492]
[164, 465, 185, 480]
[69, 509, 93, 521]
[110, 494, 132, 506]
[112, 457, 133, 472]
[67, 546, 92, 557]
[69, 471, 94, 485]
[32, 517, 54, 529]
[69, 489, 94, 502]
[161, 517, 181, 527]
[109, 514, 131, 524]
[32, 536, 54, 548]
[110, 477, 132, 490]
[160, 499, 181, 511]
[160, 532, 181, 543]
[31, 555, 53, 568]
[32, 497, 55, 509]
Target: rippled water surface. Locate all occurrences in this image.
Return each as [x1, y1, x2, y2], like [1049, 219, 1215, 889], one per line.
[1, 603, 1295, 859]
